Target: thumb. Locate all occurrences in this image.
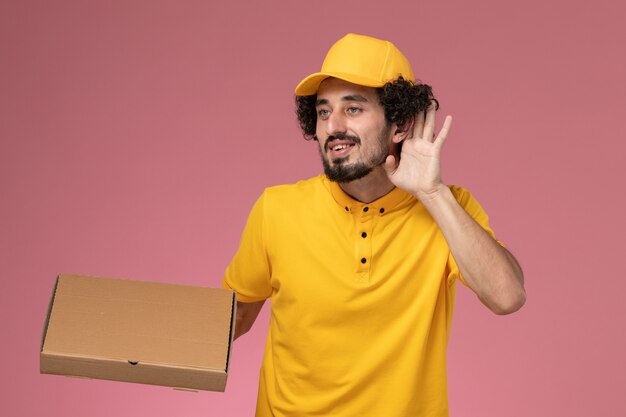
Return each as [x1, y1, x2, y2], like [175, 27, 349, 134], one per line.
[383, 154, 397, 176]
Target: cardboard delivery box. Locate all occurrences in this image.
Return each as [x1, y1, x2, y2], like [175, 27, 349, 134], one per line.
[40, 274, 236, 391]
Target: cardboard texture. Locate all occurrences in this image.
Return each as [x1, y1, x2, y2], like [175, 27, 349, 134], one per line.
[40, 274, 236, 392]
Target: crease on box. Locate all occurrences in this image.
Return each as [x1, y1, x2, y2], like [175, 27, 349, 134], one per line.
[225, 289, 236, 375]
[40, 275, 60, 353]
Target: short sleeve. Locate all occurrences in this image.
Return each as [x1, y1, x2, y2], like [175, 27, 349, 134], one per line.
[222, 192, 272, 302]
[446, 186, 503, 286]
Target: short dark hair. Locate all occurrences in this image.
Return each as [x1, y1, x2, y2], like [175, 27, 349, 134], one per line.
[295, 77, 438, 141]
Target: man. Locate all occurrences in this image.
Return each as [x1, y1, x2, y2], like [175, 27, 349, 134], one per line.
[223, 33, 525, 417]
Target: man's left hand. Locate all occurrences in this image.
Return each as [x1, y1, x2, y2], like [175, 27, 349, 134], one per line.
[383, 104, 453, 200]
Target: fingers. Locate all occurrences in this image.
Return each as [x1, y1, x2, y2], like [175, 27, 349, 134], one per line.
[435, 115, 453, 147]
[413, 104, 450, 144]
[413, 109, 425, 140]
[422, 103, 437, 142]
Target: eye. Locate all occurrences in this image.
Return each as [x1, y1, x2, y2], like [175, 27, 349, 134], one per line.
[347, 107, 362, 115]
[317, 109, 330, 119]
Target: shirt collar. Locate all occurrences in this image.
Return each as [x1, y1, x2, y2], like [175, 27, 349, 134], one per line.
[323, 175, 415, 215]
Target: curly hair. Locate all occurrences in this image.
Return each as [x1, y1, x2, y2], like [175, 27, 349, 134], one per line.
[295, 77, 438, 141]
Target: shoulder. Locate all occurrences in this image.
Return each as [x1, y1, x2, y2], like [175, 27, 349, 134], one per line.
[252, 175, 333, 232]
[448, 185, 492, 226]
[262, 175, 330, 204]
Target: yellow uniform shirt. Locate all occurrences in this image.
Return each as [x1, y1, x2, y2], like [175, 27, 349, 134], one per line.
[223, 175, 497, 417]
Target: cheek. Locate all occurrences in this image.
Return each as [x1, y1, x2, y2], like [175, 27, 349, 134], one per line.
[315, 119, 325, 138]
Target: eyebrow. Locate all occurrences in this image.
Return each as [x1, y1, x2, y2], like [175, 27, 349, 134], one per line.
[316, 95, 369, 106]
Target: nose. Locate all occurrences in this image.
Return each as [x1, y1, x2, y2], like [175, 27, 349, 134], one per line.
[325, 111, 347, 136]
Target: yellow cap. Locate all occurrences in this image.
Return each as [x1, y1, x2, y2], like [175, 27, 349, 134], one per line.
[294, 33, 415, 96]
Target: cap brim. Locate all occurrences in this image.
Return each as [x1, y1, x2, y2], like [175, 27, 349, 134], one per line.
[294, 72, 387, 96]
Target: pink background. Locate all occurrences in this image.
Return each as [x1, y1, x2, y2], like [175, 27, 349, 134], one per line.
[1, 0, 625, 415]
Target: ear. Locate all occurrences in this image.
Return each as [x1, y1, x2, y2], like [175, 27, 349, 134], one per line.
[391, 116, 415, 144]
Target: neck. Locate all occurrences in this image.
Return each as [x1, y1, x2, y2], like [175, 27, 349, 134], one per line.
[338, 167, 395, 203]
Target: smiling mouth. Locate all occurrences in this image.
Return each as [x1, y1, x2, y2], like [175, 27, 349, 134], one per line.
[331, 143, 354, 151]
[326, 141, 356, 160]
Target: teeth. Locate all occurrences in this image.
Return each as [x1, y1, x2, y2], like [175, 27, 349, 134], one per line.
[333, 144, 348, 151]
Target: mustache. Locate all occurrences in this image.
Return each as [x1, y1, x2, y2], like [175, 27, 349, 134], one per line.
[324, 133, 361, 151]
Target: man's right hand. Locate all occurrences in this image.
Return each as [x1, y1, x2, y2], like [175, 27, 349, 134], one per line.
[234, 300, 265, 340]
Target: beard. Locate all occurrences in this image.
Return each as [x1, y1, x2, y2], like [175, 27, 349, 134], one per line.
[320, 128, 391, 183]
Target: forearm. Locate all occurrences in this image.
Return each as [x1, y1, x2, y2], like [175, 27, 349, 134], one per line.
[418, 186, 526, 315]
[234, 300, 265, 340]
